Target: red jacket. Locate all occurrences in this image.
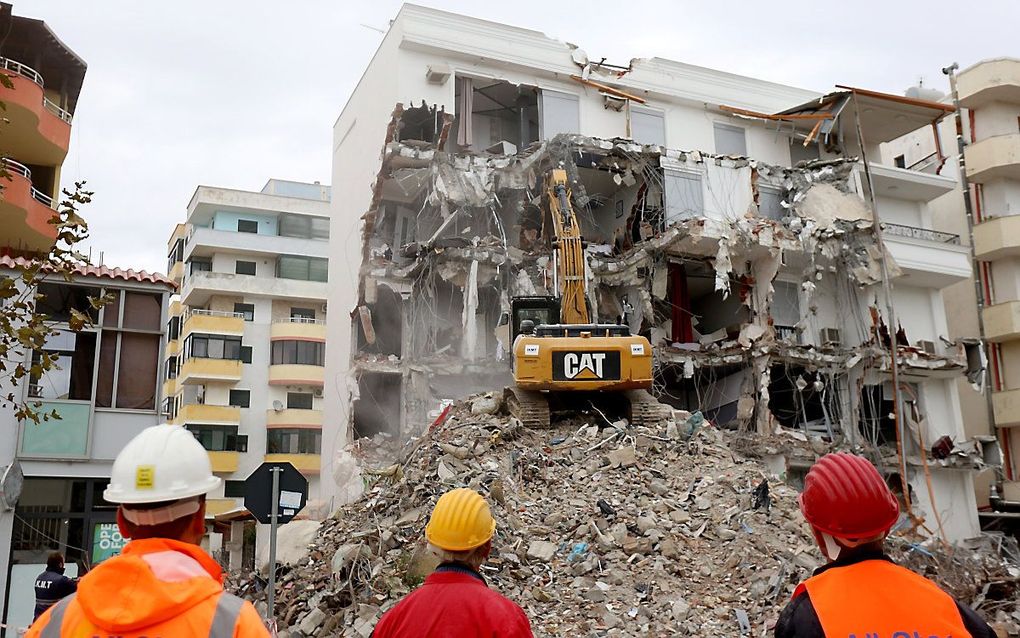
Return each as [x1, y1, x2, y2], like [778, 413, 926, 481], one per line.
[372, 564, 533, 637]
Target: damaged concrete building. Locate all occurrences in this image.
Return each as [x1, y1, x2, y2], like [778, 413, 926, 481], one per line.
[324, 4, 990, 542]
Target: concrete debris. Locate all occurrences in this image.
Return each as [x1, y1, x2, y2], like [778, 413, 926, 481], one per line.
[232, 401, 1019, 637]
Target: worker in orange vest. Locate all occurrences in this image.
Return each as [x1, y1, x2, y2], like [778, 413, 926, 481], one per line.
[775, 452, 996, 637]
[26, 426, 271, 638]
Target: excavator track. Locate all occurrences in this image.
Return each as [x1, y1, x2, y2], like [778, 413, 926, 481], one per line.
[626, 389, 674, 427]
[504, 387, 551, 429]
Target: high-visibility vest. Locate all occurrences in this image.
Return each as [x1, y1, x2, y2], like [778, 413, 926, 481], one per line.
[800, 559, 972, 638]
[33, 592, 245, 638]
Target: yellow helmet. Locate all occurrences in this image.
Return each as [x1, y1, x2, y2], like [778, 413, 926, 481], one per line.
[425, 488, 496, 551]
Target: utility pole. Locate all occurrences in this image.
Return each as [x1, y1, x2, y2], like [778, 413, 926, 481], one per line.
[943, 62, 1000, 470]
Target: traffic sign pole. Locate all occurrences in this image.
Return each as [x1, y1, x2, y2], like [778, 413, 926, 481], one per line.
[267, 466, 281, 623]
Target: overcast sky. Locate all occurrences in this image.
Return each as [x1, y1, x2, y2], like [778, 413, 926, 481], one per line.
[29, 0, 1018, 273]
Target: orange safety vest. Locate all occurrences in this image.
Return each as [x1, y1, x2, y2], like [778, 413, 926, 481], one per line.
[800, 559, 972, 638]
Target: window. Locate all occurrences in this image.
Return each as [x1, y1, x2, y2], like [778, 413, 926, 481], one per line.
[267, 428, 321, 454]
[714, 122, 747, 156]
[894, 154, 906, 168]
[29, 330, 97, 401]
[185, 334, 242, 361]
[280, 214, 330, 240]
[229, 389, 250, 408]
[163, 395, 178, 421]
[758, 186, 785, 221]
[236, 435, 248, 453]
[165, 355, 179, 380]
[224, 480, 246, 498]
[630, 106, 666, 147]
[772, 281, 801, 330]
[237, 219, 259, 234]
[663, 170, 704, 223]
[94, 290, 163, 410]
[290, 307, 315, 321]
[235, 260, 257, 276]
[277, 256, 328, 282]
[36, 283, 101, 323]
[167, 238, 184, 272]
[167, 316, 181, 340]
[241, 345, 253, 364]
[539, 90, 579, 139]
[287, 392, 314, 410]
[271, 340, 325, 366]
[187, 425, 239, 451]
[234, 303, 255, 321]
[188, 259, 212, 274]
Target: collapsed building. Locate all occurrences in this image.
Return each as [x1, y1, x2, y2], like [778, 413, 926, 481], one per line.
[342, 97, 993, 544]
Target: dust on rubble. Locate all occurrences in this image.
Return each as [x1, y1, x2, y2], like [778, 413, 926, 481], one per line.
[231, 396, 1020, 638]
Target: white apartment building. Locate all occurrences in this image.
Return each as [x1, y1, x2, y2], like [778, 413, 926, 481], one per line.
[165, 179, 330, 564]
[325, 5, 983, 542]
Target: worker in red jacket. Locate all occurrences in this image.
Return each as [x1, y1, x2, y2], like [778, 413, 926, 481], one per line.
[775, 452, 996, 638]
[372, 488, 533, 637]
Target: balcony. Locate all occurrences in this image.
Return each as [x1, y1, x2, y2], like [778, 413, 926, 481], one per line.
[178, 404, 240, 426]
[0, 58, 72, 165]
[266, 408, 322, 428]
[973, 215, 1020, 260]
[958, 58, 1020, 109]
[264, 453, 319, 474]
[964, 133, 1020, 184]
[182, 309, 245, 338]
[983, 300, 1020, 343]
[268, 364, 324, 386]
[208, 451, 239, 474]
[271, 318, 326, 342]
[992, 388, 1020, 428]
[1, 158, 58, 251]
[868, 163, 957, 202]
[179, 357, 242, 385]
[186, 226, 329, 261]
[182, 270, 327, 307]
[881, 223, 971, 289]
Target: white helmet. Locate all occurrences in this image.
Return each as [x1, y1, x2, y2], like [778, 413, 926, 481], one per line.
[105, 425, 222, 506]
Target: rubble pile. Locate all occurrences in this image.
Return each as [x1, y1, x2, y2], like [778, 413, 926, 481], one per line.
[236, 398, 1020, 637]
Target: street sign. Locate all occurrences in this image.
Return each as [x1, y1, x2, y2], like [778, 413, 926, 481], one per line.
[243, 461, 308, 525]
[244, 461, 309, 624]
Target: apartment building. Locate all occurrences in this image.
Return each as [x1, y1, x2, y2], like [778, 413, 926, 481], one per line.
[0, 259, 174, 629]
[0, 2, 85, 253]
[164, 179, 331, 561]
[955, 59, 1020, 506]
[324, 5, 989, 543]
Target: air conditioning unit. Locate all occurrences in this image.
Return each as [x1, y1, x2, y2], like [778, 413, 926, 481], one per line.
[425, 63, 451, 85]
[819, 327, 842, 346]
[313, 388, 324, 399]
[917, 340, 937, 355]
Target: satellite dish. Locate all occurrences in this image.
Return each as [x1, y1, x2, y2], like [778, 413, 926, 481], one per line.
[272, 400, 284, 412]
[0, 461, 24, 511]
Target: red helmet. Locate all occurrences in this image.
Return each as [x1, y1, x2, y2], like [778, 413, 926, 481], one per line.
[799, 452, 900, 540]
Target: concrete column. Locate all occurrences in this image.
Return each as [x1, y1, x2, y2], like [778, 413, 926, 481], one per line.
[227, 521, 244, 570]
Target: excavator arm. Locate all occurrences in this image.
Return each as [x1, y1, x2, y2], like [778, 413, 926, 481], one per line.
[546, 168, 590, 325]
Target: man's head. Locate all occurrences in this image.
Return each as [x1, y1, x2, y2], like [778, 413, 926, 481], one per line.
[799, 452, 900, 561]
[424, 488, 496, 570]
[46, 552, 64, 573]
[104, 425, 222, 545]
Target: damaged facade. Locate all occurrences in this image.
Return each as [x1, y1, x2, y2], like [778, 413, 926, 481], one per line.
[325, 5, 987, 542]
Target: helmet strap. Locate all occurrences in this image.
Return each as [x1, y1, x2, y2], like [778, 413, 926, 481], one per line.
[822, 533, 843, 561]
[121, 498, 201, 526]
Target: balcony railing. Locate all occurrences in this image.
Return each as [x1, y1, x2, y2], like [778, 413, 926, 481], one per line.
[905, 151, 941, 175]
[187, 308, 245, 319]
[0, 57, 73, 123]
[2, 158, 55, 208]
[288, 316, 325, 325]
[882, 222, 960, 245]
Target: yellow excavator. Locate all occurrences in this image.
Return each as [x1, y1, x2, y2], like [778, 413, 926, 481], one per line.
[506, 168, 670, 428]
